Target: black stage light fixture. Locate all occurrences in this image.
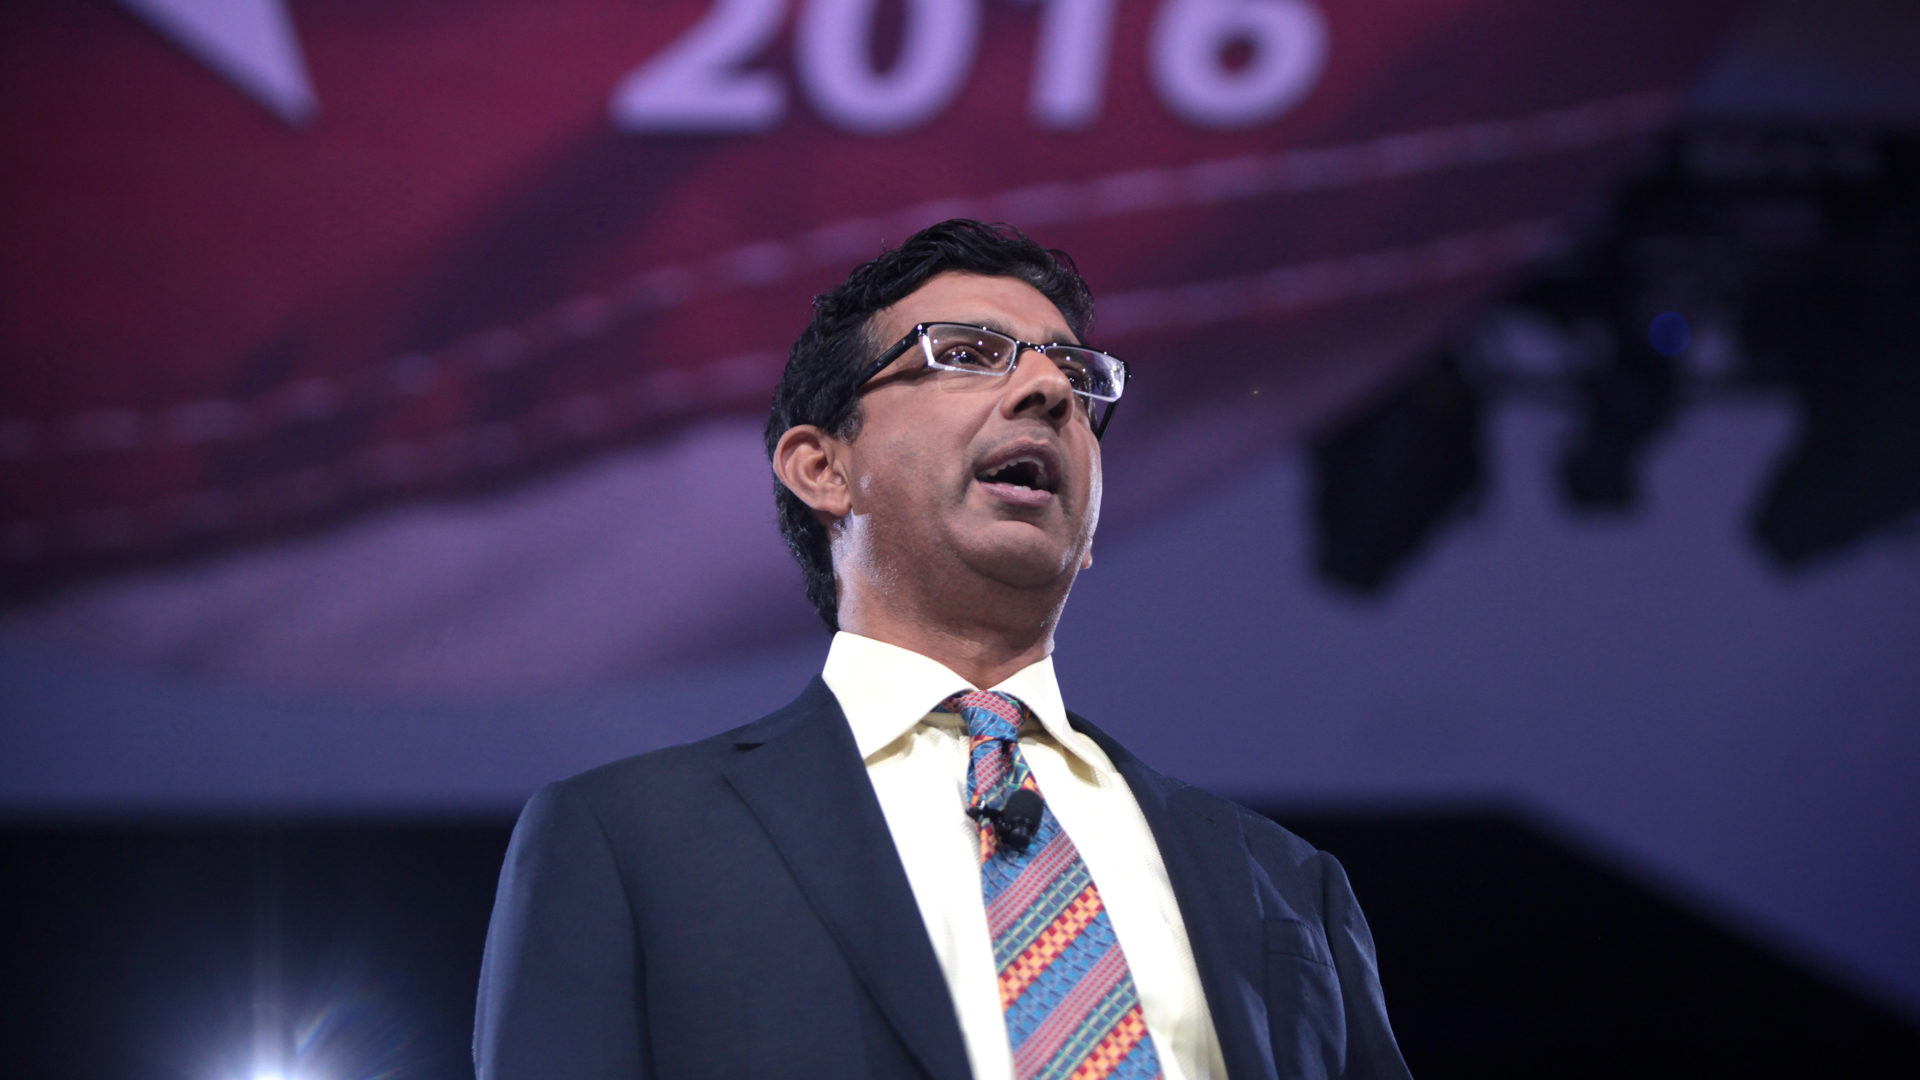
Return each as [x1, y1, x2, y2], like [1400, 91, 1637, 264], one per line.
[1744, 253, 1920, 568]
[1310, 353, 1484, 593]
[1557, 340, 1681, 511]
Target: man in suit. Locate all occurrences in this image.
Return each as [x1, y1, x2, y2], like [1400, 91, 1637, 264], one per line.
[475, 220, 1411, 1079]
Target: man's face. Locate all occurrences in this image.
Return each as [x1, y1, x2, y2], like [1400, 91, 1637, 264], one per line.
[835, 270, 1103, 603]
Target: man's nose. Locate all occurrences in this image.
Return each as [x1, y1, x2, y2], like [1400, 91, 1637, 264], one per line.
[1002, 346, 1075, 427]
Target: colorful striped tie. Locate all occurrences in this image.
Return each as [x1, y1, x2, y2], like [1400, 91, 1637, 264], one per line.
[938, 690, 1164, 1080]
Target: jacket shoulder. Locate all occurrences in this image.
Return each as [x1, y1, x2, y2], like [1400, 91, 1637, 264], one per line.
[555, 675, 839, 808]
[1067, 710, 1330, 876]
[1160, 770, 1331, 877]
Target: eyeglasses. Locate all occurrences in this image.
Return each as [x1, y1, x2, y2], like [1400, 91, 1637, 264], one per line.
[855, 322, 1128, 438]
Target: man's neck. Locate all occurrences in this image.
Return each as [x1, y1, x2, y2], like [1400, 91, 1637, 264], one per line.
[837, 600, 1059, 690]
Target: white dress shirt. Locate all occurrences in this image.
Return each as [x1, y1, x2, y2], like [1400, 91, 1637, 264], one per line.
[822, 632, 1227, 1080]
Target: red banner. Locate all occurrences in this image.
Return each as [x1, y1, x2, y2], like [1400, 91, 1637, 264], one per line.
[1, 0, 1748, 593]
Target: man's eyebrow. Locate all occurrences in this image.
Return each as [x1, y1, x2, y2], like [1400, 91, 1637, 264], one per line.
[950, 316, 1079, 346]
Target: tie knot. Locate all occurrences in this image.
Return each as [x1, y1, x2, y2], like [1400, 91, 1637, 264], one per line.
[939, 690, 1026, 743]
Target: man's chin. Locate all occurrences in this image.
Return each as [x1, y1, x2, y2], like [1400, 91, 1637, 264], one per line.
[958, 528, 1086, 592]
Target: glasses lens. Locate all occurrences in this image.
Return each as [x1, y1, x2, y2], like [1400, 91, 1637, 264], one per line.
[924, 325, 1017, 372]
[918, 324, 1123, 434]
[1041, 346, 1124, 402]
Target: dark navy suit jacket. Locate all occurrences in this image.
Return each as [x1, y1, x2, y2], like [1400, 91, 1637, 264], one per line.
[475, 678, 1411, 1079]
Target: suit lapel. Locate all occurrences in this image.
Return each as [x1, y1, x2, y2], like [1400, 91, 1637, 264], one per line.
[723, 678, 972, 1080]
[1072, 714, 1279, 1080]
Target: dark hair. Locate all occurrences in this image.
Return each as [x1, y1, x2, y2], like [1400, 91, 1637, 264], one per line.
[764, 219, 1095, 632]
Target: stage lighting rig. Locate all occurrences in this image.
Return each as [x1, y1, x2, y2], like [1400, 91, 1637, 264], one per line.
[1310, 353, 1484, 593]
[1307, 122, 1918, 592]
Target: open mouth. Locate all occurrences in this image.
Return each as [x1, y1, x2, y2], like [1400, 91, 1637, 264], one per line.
[976, 455, 1057, 494]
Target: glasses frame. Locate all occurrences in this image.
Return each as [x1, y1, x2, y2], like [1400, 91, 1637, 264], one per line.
[853, 322, 1128, 438]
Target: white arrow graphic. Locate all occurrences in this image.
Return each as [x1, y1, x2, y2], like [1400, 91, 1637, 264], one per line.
[117, 0, 318, 126]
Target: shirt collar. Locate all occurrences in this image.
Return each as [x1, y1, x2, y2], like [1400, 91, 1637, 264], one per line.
[821, 631, 1096, 768]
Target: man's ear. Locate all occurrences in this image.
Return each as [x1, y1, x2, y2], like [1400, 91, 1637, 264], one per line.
[773, 424, 853, 519]
[1080, 546, 1093, 570]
